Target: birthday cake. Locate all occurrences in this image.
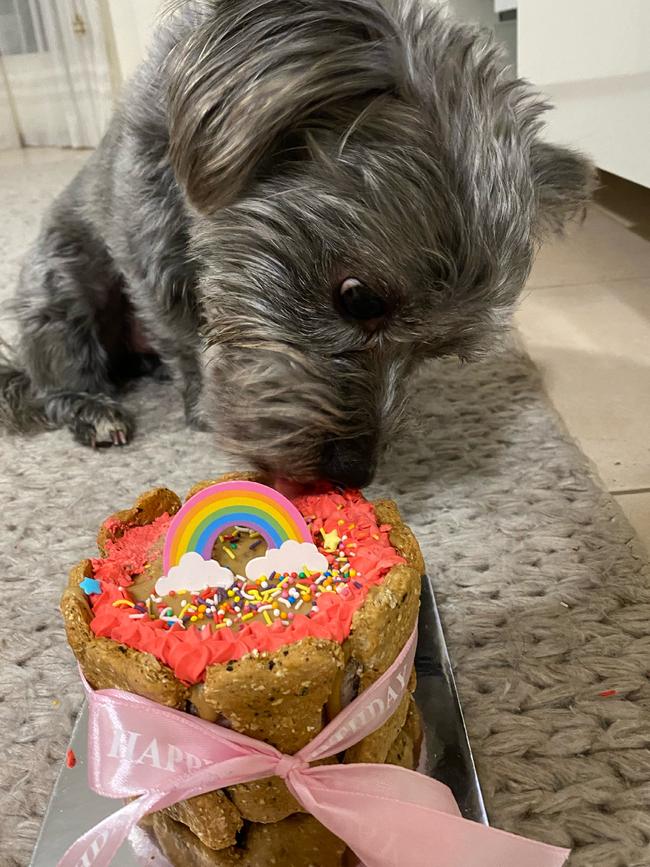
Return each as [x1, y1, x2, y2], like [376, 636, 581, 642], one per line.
[61, 472, 423, 865]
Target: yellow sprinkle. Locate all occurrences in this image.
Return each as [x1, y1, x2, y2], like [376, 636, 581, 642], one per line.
[296, 583, 310, 591]
[190, 615, 198, 622]
[223, 545, 236, 560]
[242, 613, 255, 622]
[350, 569, 357, 577]
[113, 599, 135, 608]
[214, 623, 226, 630]
[301, 566, 312, 577]
[263, 610, 273, 625]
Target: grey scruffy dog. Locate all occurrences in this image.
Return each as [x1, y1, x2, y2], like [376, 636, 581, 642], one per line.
[0, 0, 593, 487]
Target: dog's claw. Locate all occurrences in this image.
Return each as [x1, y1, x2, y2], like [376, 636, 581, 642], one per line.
[68, 400, 135, 449]
[110, 429, 128, 447]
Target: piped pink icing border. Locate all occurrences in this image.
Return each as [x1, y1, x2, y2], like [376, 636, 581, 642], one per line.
[87, 489, 405, 684]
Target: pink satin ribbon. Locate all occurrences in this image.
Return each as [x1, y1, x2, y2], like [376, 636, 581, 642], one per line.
[58, 629, 569, 867]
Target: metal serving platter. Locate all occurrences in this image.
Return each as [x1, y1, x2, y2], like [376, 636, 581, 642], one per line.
[31, 573, 487, 866]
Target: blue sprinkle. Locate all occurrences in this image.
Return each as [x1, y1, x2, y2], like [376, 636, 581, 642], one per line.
[80, 577, 101, 595]
[353, 580, 363, 589]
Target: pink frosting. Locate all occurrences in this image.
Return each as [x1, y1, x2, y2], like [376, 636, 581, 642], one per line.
[88, 489, 405, 684]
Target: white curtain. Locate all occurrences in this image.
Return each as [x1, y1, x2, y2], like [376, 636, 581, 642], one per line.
[0, 0, 114, 147]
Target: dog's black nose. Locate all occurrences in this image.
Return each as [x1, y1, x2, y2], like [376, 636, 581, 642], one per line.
[320, 438, 376, 489]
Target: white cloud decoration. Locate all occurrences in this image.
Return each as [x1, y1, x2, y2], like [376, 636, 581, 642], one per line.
[245, 540, 328, 581]
[155, 552, 235, 595]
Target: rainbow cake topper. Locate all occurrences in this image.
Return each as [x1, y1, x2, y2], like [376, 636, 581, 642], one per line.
[162, 481, 311, 573]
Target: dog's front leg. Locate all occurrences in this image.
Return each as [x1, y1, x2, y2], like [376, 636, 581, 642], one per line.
[121, 268, 211, 433]
[14, 216, 135, 447]
[167, 346, 211, 432]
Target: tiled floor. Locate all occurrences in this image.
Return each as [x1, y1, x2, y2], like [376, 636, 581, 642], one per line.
[516, 174, 650, 554]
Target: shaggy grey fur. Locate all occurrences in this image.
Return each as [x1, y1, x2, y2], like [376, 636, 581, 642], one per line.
[0, 0, 593, 486]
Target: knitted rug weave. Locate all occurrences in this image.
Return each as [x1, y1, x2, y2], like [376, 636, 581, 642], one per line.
[1, 152, 649, 867]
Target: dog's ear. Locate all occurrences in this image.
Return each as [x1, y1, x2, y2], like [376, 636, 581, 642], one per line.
[531, 141, 596, 235]
[167, 0, 400, 213]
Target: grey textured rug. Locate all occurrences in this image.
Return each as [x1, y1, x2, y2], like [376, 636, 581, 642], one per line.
[1, 152, 649, 867]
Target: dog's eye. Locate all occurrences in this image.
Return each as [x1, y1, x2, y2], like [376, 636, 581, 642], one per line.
[335, 278, 388, 322]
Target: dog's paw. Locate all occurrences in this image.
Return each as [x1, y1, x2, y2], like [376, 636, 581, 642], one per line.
[69, 400, 135, 448]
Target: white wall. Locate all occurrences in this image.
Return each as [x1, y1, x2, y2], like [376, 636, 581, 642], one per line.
[105, 0, 162, 83]
[519, 1, 649, 85]
[517, 0, 650, 188]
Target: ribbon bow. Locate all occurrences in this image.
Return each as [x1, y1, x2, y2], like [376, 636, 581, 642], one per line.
[58, 629, 569, 867]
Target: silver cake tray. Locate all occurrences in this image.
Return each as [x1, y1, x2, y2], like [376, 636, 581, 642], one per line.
[31, 573, 487, 866]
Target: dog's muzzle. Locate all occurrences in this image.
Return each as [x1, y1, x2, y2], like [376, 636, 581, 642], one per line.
[320, 436, 377, 489]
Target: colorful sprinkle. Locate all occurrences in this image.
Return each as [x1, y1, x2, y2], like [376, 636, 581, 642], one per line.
[79, 577, 101, 595]
[137, 516, 365, 634]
